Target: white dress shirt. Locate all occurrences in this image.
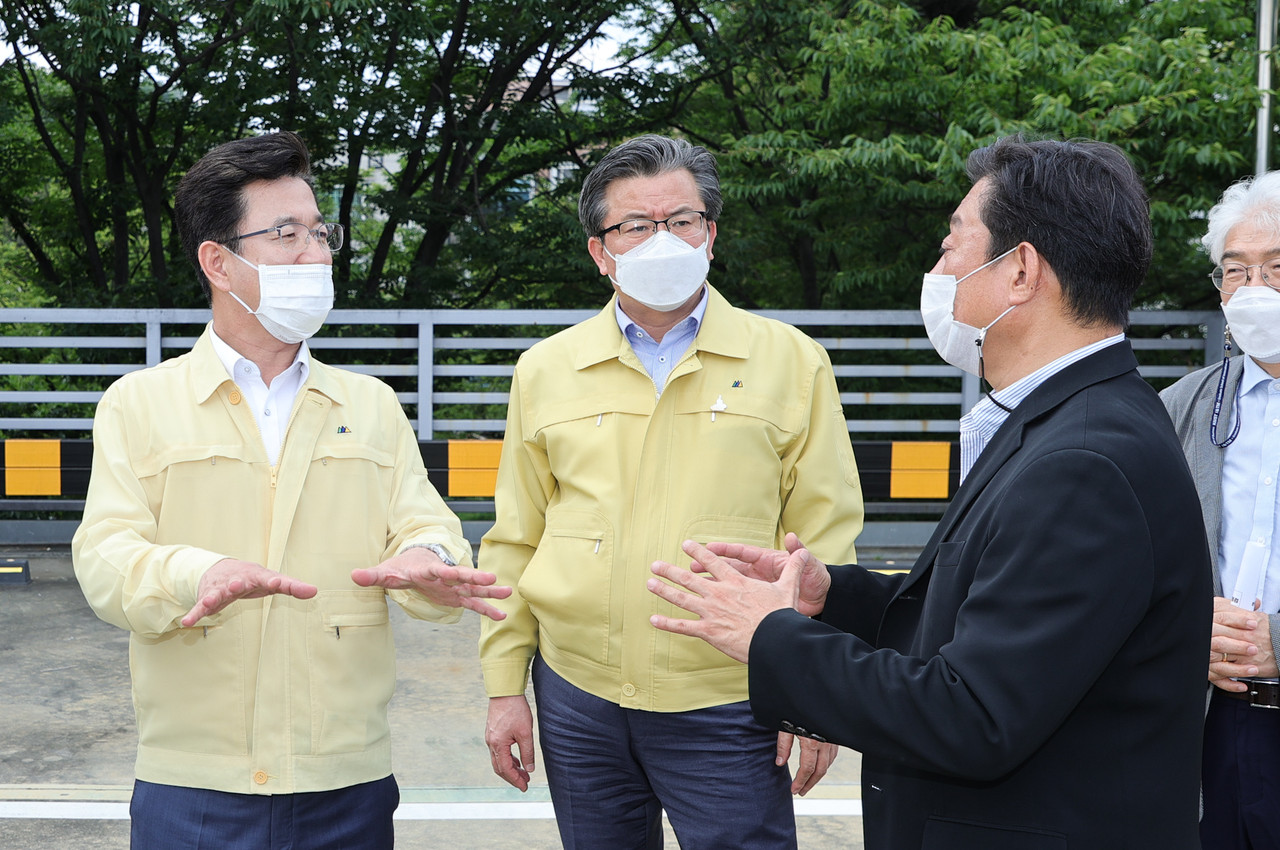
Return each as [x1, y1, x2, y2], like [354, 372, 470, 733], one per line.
[209, 329, 310, 466]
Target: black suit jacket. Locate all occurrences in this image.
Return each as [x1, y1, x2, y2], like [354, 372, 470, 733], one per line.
[750, 341, 1211, 849]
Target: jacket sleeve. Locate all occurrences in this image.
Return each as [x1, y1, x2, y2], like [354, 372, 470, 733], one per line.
[477, 367, 555, 696]
[777, 343, 863, 564]
[71, 387, 227, 638]
[383, 388, 473, 624]
[750, 448, 1175, 781]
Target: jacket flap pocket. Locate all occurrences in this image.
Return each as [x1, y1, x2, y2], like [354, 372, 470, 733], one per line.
[934, 540, 966, 569]
[322, 609, 389, 628]
[675, 393, 793, 429]
[681, 514, 776, 547]
[545, 506, 610, 540]
[530, 395, 654, 432]
[139, 444, 256, 477]
[313, 441, 394, 467]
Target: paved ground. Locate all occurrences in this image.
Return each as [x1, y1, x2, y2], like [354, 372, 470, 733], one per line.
[0, 548, 865, 849]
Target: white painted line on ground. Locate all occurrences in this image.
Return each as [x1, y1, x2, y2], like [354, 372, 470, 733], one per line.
[794, 798, 863, 817]
[0, 802, 128, 820]
[0, 798, 862, 821]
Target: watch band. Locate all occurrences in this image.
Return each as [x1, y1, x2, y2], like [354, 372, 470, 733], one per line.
[402, 542, 458, 566]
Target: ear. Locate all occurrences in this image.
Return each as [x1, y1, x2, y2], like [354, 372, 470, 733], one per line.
[1007, 242, 1044, 305]
[199, 241, 234, 294]
[587, 236, 610, 276]
[703, 220, 717, 262]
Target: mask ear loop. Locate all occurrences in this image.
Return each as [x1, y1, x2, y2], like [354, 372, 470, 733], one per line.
[976, 307, 1017, 413]
[979, 345, 1013, 413]
[1210, 325, 1241, 448]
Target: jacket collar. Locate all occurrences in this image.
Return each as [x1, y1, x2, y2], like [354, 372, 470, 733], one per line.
[903, 340, 1139, 594]
[571, 285, 749, 371]
[189, 324, 346, 407]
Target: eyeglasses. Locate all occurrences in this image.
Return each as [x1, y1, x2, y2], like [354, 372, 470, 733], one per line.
[598, 211, 707, 246]
[229, 222, 344, 253]
[1210, 260, 1280, 293]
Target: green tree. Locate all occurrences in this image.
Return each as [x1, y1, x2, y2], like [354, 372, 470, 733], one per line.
[0, 1, 696, 309]
[667, 0, 1258, 312]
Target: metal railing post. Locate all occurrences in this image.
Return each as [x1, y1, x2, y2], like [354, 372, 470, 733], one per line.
[1259, 0, 1277, 176]
[418, 317, 435, 441]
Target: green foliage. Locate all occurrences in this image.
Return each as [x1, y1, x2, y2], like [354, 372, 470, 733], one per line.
[0, 0, 1267, 316]
[0, 1, 691, 309]
[667, 0, 1258, 311]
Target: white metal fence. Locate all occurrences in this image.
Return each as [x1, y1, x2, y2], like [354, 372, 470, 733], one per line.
[0, 307, 1227, 439]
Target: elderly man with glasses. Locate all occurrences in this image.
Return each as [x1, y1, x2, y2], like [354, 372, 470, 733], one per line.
[72, 131, 510, 849]
[478, 134, 865, 848]
[1163, 170, 1280, 850]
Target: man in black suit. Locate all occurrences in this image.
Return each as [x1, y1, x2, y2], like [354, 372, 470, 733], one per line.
[647, 136, 1212, 849]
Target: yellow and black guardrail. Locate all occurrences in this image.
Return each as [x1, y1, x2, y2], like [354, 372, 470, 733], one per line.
[0, 438, 956, 560]
[0, 438, 959, 504]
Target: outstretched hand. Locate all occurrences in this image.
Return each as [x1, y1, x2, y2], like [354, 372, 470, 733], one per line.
[182, 559, 318, 628]
[705, 533, 831, 617]
[352, 547, 511, 620]
[647, 539, 808, 663]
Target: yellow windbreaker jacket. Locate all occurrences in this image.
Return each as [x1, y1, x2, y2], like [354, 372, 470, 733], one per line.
[72, 327, 470, 794]
[480, 287, 864, 712]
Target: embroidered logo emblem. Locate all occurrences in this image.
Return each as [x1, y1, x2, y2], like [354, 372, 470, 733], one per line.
[731, 380, 743, 388]
[337, 426, 352, 434]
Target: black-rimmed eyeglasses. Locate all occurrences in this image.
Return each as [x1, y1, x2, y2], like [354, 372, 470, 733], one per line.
[598, 211, 707, 246]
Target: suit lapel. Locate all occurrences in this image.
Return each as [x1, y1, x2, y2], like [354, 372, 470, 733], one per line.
[894, 342, 1141, 599]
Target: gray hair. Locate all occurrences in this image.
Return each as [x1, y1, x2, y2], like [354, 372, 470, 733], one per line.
[1203, 170, 1280, 263]
[578, 135, 723, 237]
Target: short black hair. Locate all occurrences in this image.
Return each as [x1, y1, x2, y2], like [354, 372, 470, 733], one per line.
[966, 135, 1151, 328]
[174, 131, 313, 303]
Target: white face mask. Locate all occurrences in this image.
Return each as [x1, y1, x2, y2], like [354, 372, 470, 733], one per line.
[227, 251, 334, 343]
[604, 230, 710, 312]
[920, 246, 1018, 376]
[1222, 285, 1280, 363]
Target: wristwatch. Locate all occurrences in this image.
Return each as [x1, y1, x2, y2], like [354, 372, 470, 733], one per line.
[403, 542, 458, 566]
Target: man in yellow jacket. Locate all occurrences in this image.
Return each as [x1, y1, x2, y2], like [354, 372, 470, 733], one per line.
[72, 131, 510, 849]
[479, 134, 865, 848]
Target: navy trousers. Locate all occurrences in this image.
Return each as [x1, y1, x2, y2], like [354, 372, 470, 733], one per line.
[1201, 689, 1280, 850]
[532, 654, 797, 850]
[129, 774, 399, 850]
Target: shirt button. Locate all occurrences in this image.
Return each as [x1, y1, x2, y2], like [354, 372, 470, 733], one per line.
[621, 683, 637, 697]
[658, 356, 666, 363]
[253, 770, 268, 785]
[228, 390, 242, 405]
[1273, 419, 1279, 427]
[264, 408, 272, 417]
[1267, 477, 1274, 486]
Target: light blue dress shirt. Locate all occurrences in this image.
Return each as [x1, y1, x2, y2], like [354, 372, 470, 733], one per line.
[959, 334, 1125, 482]
[614, 286, 708, 396]
[1219, 354, 1280, 614]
